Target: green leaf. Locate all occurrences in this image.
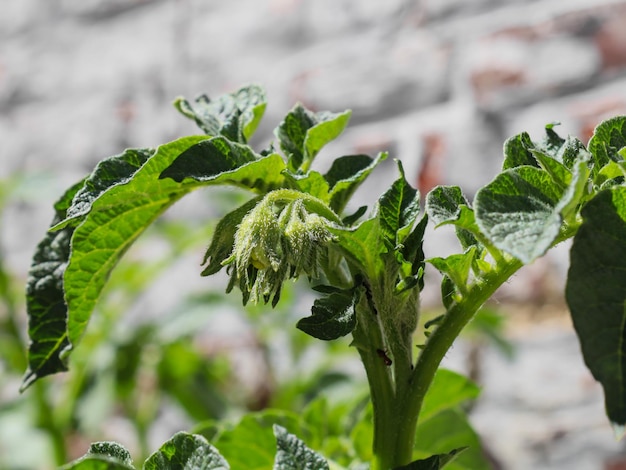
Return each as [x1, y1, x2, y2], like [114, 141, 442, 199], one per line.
[378, 161, 420, 248]
[393, 448, 466, 470]
[325, 153, 388, 213]
[173, 84, 267, 143]
[566, 187, 626, 427]
[588, 116, 626, 177]
[63, 135, 208, 357]
[419, 369, 480, 422]
[502, 132, 538, 170]
[21, 181, 85, 389]
[283, 171, 331, 202]
[144, 432, 229, 470]
[273, 424, 330, 470]
[330, 218, 384, 277]
[474, 166, 564, 264]
[201, 197, 263, 276]
[414, 409, 490, 470]
[425, 186, 480, 251]
[61, 442, 135, 470]
[168, 150, 287, 194]
[330, 162, 421, 279]
[425, 186, 468, 227]
[160, 138, 287, 194]
[214, 411, 305, 470]
[296, 290, 360, 340]
[531, 150, 571, 190]
[537, 122, 566, 159]
[275, 104, 351, 173]
[427, 247, 477, 295]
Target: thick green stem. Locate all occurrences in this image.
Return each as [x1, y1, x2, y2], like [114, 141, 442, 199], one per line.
[403, 256, 523, 448]
[352, 296, 398, 470]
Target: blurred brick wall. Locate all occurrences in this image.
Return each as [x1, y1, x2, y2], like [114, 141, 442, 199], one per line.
[2, 0, 626, 256]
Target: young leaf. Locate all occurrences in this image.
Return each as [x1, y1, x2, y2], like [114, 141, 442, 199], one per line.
[325, 153, 388, 213]
[275, 104, 351, 173]
[428, 247, 477, 295]
[173, 84, 266, 143]
[474, 167, 564, 264]
[378, 161, 420, 248]
[501, 132, 538, 170]
[588, 116, 626, 177]
[60, 442, 135, 470]
[273, 424, 330, 470]
[144, 432, 229, 470]
[566, 187, 626, 428]
[392, 448, 466, 470]
[425, 186, 480, 252]
[296, 290, 360, 340]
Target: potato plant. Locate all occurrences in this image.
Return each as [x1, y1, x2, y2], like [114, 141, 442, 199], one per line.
[21, 85, 626, 469]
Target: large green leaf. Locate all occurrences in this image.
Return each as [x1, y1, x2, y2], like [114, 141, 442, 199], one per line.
[62, 136, 209, 357]
[273, 425, 329, 470]
[21, 181, 84, 389]
[474, 166, 565, 264]
[144, 432, 229, 470]
[173, 84, 267, 143]
[275, 104, 351, 173]
[62, 148, 155, 227]
[566, 187, 626, 429]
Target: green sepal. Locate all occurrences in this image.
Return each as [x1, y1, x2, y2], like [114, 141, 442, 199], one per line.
[273, 424, 330, 470]
[173, 84, 266, 143]
[144, 432, 230, 470]
[566, 187, 626, 427]
[201, 197, 264, 276]
[275, 103, 351, 173]
[296, 289, 361, 340]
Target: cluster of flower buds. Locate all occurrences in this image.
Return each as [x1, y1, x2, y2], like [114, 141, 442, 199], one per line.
[224, 195, 334, 306]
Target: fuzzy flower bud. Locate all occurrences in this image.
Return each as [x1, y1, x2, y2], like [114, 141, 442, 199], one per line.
[224, 194, 334, 305]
